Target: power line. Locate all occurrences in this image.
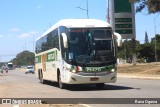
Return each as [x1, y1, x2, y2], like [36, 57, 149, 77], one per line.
[76, 0, 89, 19]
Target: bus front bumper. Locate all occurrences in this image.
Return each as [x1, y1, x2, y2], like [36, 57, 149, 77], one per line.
[64, 72, 117, 84]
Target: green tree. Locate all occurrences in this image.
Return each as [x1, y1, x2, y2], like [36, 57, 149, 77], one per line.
[136, 34, 160, 62]
[136, 0, 160, 14]
[11, 51, 35, 66]
[117, 40, 140, 62]
[137, 43, 154, 62]
[145, 31, 149, 44]
[150, 34, 160, 61]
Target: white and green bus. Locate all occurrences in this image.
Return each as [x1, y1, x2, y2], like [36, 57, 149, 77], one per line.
[35, 19, 121, 89]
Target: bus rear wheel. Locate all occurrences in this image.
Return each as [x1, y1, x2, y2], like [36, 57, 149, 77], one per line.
[40, 72, 46, 84]
[58, 73, 65, 89]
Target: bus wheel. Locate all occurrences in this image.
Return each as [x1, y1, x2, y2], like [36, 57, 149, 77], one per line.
[96, 83, 105, 89]
[40, 72, 46, 84]
[58, 73, 65, 89]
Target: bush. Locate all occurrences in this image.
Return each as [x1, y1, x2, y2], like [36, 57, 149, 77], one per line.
[137, 59, 145, 63]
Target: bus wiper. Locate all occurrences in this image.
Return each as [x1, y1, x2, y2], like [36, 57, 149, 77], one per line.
[89, 43, 96, 62]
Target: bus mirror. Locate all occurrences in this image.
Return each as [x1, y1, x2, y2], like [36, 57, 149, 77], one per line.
[62, 33, 68, 48]
[114, 32, 122, 47]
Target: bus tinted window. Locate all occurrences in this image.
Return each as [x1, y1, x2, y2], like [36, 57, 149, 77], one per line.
[36, 28, 59, 54]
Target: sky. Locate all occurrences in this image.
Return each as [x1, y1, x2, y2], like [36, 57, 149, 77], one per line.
[0, 0, 160, 62]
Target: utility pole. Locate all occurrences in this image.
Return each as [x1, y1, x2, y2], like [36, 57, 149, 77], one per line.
[107, 0, 110, 23]
[77, 0, 89, 19]
[130, 0, 136, 66]
[154, 17, 157, 64]
[86, 0, 89, 19]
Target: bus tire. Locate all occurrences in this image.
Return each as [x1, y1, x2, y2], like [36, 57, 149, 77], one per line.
[96, 83, 105, 89]
[40, 72, 46, 84]
[58, 72, 65, 89]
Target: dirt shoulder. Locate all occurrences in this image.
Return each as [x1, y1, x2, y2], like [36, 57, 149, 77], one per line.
[117, 62, 160, 79]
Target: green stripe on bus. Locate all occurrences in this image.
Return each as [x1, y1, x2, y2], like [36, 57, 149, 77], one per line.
[55, 50, 58, 61]
[35, 55, 41, 63]
[47, 51, 55, 62]
[67, 65, 115, 73]
[36, 50, 58, 63]
[82, 65, 115, 72]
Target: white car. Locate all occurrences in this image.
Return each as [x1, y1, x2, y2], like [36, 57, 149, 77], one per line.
[25, 66, 34, 74]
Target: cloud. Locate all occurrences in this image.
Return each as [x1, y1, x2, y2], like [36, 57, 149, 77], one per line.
[9, 28, 20, 32]
[30, 31, 38, 35]
[19, 31, 38, 38]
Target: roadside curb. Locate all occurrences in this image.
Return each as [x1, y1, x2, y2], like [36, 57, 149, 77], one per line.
[118, 73, 160, 80]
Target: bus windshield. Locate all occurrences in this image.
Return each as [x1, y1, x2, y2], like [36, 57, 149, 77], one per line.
[8, 63, 13, 70]
[67, 28, 116, 66]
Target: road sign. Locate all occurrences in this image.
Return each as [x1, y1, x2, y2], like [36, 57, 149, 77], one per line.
[114, 0, 131, 13]
[115, 24, 132, 29]
[110, 0, 136, 39]
[115, 29, 133, 34]
[115, 18, 132, 23]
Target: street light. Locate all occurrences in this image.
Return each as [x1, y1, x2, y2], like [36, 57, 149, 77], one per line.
[77, 0, 89, 19]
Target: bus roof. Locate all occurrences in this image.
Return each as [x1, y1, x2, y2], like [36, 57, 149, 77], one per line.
[36, 19, 111, 41]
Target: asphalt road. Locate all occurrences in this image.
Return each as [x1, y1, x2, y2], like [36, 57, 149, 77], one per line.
[0, 69, 160, 107]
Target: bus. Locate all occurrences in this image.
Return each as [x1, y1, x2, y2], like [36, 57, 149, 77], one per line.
[35, 19, 122, 89]
[7, 62, 13, 70]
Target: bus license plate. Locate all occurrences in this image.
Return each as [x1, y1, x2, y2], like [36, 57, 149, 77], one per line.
[90, 78, 99, 81]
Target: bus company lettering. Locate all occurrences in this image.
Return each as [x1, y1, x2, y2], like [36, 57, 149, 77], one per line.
[35, 56, 41, 63]
[48, 53, 54, 61]
[47, 51, 55, 61]
[86, 67, 101, 72]
[35, 57, 38, 63]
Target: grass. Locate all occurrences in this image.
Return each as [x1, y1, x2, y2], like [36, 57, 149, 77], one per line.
[117, 63, 160, 75]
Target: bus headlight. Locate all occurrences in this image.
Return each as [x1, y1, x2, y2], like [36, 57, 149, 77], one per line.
[71, 69, 76, 73]
[71, 66, 82, 73]
[111, 69, 115, 72]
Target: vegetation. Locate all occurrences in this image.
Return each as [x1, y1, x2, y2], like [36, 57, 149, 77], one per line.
[11, 51, 35, 66]
[118, 63, 160, 75]
[118, 34, 160, 63]
[135, 0, 160, 14]
[145, 31, 149, 44]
